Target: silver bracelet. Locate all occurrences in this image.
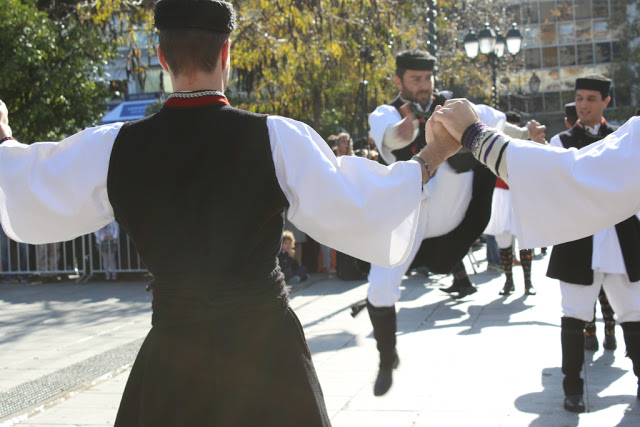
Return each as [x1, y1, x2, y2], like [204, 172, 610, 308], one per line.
[411, 155, 432, 184]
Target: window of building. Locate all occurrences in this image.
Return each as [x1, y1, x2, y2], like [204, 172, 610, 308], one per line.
[543, 46, 559, 67]
[506, 4, 522, 23]
[574, 0, 592, 19]
[525, 48, 542, 69]
[524, 25, 542, 46]
[594, 42, 611, 63]
[559, 45, 576, 66]
[592, 0, 609, 18]
[541, 24, 557, 45]
[577, 44, 594, 64]
[575, 21, 592, 42]
[523, 2, 540, 24]
[592, 20, 609, 41]
[558, 23, 575, 44]
[539, 1, 557, 23]
[557, 0, 574, 21]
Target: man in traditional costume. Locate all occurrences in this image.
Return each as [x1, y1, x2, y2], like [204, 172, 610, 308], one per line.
[365, 49, 544, 396]
[431, 97, 640, 411]
[0, 1, 463, 425]
[544, 75, 632, 411]
[559, 101, 617, 353]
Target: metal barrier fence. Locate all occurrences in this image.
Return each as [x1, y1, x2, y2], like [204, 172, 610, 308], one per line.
[0, 224, 147, 283]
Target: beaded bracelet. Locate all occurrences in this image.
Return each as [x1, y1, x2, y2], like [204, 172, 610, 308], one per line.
[411, 155, 432, 185]
[0, 137, 15, 144]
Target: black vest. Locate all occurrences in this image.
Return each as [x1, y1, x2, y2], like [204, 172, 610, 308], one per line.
[107, 103, 290, 324]
[547, 122, 640, 284]
[386, 93, 447, 163]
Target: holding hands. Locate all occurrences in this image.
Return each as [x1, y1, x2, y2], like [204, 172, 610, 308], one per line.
[430, 98, 480, 141]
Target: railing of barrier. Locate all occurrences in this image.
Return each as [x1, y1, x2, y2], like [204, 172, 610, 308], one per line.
[0, 224, 147, 283]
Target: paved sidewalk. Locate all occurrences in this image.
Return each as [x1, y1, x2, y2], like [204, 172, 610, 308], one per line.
[1, 252, 640, 426]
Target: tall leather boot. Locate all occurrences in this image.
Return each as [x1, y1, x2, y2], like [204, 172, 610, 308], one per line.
[367, 300, 399, 396]
[562, 317, 586, 412]
[621, 321, 640, 399]
[520, 249, 536, 295]
[450, 260, 477, 300]
[499, 247, 514, 295]
[600, 290, 617, 350]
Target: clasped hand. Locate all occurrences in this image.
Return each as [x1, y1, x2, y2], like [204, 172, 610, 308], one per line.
[424, 98, 480, 159]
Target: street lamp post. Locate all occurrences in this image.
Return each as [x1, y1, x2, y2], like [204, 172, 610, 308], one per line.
[463, 23, 523, 108]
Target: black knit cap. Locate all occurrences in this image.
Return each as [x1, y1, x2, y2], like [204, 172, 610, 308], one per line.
[575, 74, 611, 98]
[155, 0, 236, 33]
[396, 49, 436, 71]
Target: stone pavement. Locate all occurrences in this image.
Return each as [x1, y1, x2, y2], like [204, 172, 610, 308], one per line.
[1, 251, 639, 426]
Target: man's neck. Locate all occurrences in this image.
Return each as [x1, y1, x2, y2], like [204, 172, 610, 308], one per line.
[579, 116, 604, 128]
[170, 70, 226, 93]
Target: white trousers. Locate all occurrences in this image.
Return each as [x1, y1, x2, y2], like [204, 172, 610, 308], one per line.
[494, 231, 513, 249]
[560, 272, 640, 323]
[367, 200, 430, 307]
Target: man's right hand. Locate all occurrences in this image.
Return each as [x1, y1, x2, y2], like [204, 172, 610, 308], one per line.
[0, 100, 12, 139]
[393, 103, 418, 142]
[431, 99, 480, 141]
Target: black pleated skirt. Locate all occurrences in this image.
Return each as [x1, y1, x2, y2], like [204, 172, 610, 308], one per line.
[114, 305, 331, 426]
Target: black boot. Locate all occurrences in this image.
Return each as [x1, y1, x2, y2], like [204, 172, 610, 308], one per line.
[449, 261, 476, 300]
[499, 247, 514, 295]
[440, 280, 461, 294]
[367, 300, 399, 396]
[562, 317, 586, 412]
[621, 321, 640, 399]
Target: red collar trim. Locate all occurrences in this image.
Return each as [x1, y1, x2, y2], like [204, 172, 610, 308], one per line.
[164, 95, 230, 108]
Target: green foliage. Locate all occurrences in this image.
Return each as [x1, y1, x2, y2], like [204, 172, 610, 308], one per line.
[0, 0, 115, 143]
[229, 0, 513, 137]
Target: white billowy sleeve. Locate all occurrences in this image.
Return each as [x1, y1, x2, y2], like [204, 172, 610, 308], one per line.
[368, 105, 402, 164]
[0, 123, 122, 244]
[268, 116, 423, 268]
[474, 104, 507, 131]
[507, 116, 640, 248]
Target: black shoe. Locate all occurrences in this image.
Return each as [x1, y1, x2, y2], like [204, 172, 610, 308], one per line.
[452, 285, 477, 300]
[499, 280, 514, 296]
[373, 353, 400, 396]
[603, 335, 617, 350]
[440, 282, 460, 293]
[564, 394, 585, 413]
[584, 335, 599, 351]
[524, 281, 536, 295]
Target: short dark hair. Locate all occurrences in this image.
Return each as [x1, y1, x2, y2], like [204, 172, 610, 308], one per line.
[505, 111, 521, 125]
[159, 29, 229, 76]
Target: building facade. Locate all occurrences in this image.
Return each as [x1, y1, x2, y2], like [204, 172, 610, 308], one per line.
[499, 0, 628, 132]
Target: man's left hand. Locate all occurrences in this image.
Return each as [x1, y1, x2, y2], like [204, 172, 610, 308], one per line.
[526, 120, 546, 144]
